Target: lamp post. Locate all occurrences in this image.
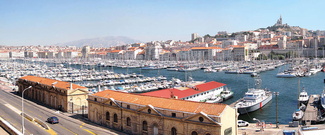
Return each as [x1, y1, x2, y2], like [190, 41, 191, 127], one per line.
[253, 117, 261, 123]
[21, 86, 32, 135]
[253, 118, 263, 131]
[274, 92, 279, 128]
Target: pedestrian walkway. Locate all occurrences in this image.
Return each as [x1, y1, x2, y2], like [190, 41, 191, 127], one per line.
[238, 123, 299, 135]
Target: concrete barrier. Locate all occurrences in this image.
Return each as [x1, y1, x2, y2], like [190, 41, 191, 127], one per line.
[0, 117, 23, 135]
[21, 113, 34, 122]
[34, 118, 50, 130]
[21, 113, 50, 130]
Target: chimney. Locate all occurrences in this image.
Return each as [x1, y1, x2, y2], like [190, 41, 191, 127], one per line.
[70, 82, 73, 90]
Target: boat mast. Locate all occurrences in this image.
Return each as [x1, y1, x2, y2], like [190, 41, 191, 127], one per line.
[297, 77, 300, 108]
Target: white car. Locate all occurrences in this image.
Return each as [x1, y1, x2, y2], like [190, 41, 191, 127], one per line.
[237, 120, 249, 127]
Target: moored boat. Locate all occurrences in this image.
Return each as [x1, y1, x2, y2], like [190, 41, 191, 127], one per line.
[234, 78, 273, 114]
[250, 72, 259, 77]
[276, 71, 296, 78]
[298, 88, 309, 105]
[292, 109, 304, 121]
[220, 87, 234, 101]
[205, 96, 223, 103]
[235, 88, 273, 114]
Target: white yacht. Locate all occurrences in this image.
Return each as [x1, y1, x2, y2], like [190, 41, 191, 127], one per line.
[220, 88, 234, 101]
[298, 88, 309, 105]
[276, 71, 296, 78]
[205, 96, 223, 103]
[234, 79, 272, 114]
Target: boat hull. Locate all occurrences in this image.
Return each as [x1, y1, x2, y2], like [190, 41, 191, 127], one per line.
[237, 93, 273, 114]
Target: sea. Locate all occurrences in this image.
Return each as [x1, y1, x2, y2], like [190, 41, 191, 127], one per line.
[41, 61, 325, 124]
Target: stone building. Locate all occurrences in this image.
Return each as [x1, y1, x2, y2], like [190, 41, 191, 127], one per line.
[16, 76, 89, 112]
[88, 90, 237, 135]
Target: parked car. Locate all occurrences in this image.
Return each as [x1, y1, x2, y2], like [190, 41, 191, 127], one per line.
[47, 116, 59, 124]
[237, 120, 249, 127]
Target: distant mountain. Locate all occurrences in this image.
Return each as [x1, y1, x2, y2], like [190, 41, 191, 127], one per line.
[57, 36, 142, 48]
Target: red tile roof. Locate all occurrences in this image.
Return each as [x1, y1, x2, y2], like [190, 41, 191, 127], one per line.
[141, 81, 226, 98]
[141, 87, 198, 99]
[191, 47, 223, 50]
[110, 50, 122, 53]
[195, 81, 226, 91]
[20, 75, 87, 90]
[92, 90, 227, 116]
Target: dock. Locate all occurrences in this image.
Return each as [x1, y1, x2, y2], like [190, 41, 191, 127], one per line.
[302, 94, 320, 125]
[229, 98, 243, 108]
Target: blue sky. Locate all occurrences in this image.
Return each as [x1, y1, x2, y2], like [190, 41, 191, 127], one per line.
[1, 0, 325, 46]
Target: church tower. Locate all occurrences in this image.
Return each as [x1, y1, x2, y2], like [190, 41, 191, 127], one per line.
[276, 15, 282, 26]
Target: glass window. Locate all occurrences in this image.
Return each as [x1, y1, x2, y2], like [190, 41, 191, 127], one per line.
[142, 121, 148, 131]
[106, 112, 110, 120]
[199, 117, 204, 122]
[171, 127, 177, 135]
[126, 117, 131, 126]
[113, 114, 118, 123]
[148, 109, 151, 114]
[191, 131, 198, 135]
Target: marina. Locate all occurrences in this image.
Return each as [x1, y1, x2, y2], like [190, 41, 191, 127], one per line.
[1, 58, 325, 125]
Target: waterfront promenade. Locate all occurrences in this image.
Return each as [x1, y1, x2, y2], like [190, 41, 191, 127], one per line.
[238, 123, 325, 135]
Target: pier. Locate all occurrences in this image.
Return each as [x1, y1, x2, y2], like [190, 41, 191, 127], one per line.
[302, 94, 320, 125]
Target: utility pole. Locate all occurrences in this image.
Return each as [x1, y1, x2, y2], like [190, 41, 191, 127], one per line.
[274, 92, 279, 128]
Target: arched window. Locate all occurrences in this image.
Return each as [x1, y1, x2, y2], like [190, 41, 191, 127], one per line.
[113, 114, 118, 123]
[142, 121, 148, 131]
[171, 127, 177, 135]
[191, 131, 198, 135]
[106, 112, 110, 120]
[206, 133, 211, 135]
[126, 117, 131, 126]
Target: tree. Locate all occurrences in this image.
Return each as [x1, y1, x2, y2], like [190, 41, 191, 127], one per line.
[278, 55, 285, 60]
[204, 34, 211, 38]
[257, 54, 268, 60]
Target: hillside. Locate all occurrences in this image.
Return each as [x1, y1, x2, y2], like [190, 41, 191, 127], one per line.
[58, 36, 142, 48]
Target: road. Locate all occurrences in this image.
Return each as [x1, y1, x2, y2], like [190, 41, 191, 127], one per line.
[0, 86, 125, 135]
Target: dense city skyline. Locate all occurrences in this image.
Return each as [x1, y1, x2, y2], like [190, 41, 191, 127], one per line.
[1, 0, 325, 46]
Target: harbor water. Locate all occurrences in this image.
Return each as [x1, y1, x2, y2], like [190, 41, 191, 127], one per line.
[95, 65, 325, 125]
[19, 60, 325, 124]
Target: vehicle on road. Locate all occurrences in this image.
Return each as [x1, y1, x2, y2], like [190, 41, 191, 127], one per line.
[47, 116, 59, 124]
[237, 120, 249, 127]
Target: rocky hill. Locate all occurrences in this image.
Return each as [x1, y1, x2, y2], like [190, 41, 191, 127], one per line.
[57, 36, 142, 48]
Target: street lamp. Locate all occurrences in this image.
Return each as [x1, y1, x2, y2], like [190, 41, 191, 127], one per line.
[21, 86, 32, 135]
[253, 118, 260, 123]
[274, 92, 279, 128]
[253, 118, 263, 131]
